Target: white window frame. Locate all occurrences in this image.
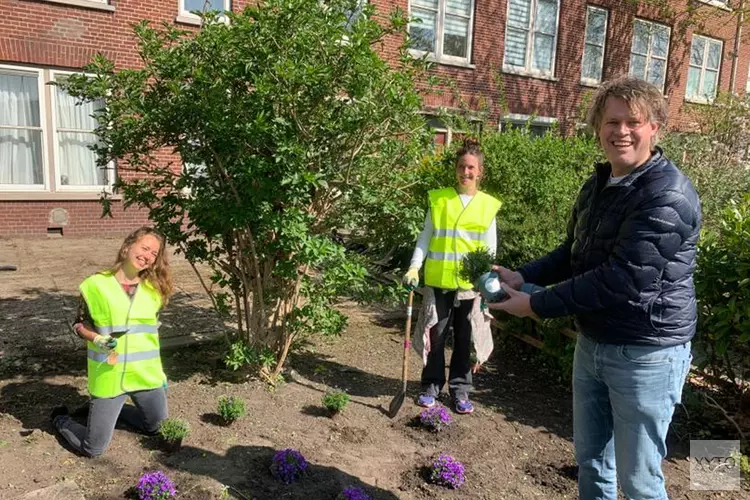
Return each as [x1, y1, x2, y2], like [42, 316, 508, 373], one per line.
[629, 19, 671, 93]
[50, 70, 114, 193]
[580, 6, 608, 86]
[685, 35, 722, 104]
[502, 0, 561, 79]
[178, 0, 231, 22]
[409, 0, 476, 66]
[0, 65, 49, 193]
[498, 113, 557, 135]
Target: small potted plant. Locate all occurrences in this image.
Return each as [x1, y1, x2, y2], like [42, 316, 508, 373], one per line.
[337, 486, 372, 500]
[270, 448, 309, 484]
[217, 395, 245, 425]
[134, 471, 176, 500]
[418, 406, 453, 432]
[157, 418, 189, 453]
[430, 453, 466, 489]
[322, 389, 350, 417]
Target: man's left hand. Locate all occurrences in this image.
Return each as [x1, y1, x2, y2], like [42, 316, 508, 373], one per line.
[486, 285, 539, 320]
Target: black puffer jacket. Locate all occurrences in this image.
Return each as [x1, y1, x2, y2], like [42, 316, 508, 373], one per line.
[519, 148, 701, 346]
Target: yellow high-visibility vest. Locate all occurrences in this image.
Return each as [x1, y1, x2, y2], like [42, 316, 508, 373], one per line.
[80, 273, 165, 398]
[424, 187, 502, 290]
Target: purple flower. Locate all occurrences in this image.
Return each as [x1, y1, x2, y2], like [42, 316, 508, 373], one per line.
[430, 453, 465, 489]
[270, 448, 309, 484]
[135, 471, 176, 500]
[337, 486, 372, 500]
[419, 406, 452, 432]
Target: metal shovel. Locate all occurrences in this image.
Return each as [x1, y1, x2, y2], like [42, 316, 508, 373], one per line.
[388, 290, 414, 419]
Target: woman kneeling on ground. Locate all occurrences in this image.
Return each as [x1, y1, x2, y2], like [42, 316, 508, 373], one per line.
[52, 226, 173, 457]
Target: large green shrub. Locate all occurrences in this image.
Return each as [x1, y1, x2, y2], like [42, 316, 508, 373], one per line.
[694, 194, 750, 392]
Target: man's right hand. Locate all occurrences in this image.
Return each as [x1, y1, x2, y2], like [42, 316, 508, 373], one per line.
[93, 334, 117, 351]
[402, 268, 420, 290]
[492, 265, 524, 290]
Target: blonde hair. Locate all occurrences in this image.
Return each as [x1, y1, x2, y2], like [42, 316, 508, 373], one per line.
[107, 226, 174, 304]
[586, 76, 668, 143]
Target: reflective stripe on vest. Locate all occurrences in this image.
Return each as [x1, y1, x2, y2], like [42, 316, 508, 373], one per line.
[79, 273, 165, 398]
[424, 187, 501, 290]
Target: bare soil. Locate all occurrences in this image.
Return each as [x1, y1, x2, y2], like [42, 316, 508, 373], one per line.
[0, 238, 745, 499]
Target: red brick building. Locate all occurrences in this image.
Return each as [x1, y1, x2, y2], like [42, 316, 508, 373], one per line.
[1, 0, 748, 236]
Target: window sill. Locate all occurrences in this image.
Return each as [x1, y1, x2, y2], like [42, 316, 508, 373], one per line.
[26, 0, 115, 12]
[580, 79, 601, 89]
[0, 191, 120, 201]
[696, 0, 731, 11]
[502, 66, 558, 82]
[175, 14, 202, 26]
[684, 96, 715, 105]
[409, 50, 476, 69]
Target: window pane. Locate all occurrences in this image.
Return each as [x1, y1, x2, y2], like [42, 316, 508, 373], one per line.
[504, 27, 528, 67]
[586, 8, 607, 46]
[410, 8, 437, 52]
[184, 0, 225, 12]
[629, 54, 647, 79]
[631, 21, 649, 55]
[0, 129, 43, 185]
[582, 44, 603, 81]
[690, 37, 705, 67]
[0, 73, 40, 127]
[707, 41, 721, 70]
[534, 0, 558, 35]
[647, 58, 665, 88]
[703, 70, 718, 99]
[686, 67, 700, 98]
[651, 26, 669, 58]
[56, 86, 100, 131]
[58, 132, 105, 186]
[532, 33, 554, 71]
[445, 0, 471, 17]
[413, 0, 438, 9]
[443, 16, 469, 57]
[508, 0, 531, 29]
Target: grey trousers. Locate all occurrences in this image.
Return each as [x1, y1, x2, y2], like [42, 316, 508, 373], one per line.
[54, 387, 167, 457]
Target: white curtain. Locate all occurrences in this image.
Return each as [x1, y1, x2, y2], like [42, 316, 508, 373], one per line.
[55, 85, 104, 186]
[0, 73, 43, 185]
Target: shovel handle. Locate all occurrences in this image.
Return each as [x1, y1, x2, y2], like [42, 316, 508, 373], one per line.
[401, 290, 414, 391]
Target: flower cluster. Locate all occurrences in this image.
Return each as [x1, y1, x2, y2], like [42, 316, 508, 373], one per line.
[270, 448, 309, 484]
[135, 471, 176, 500]
[430, 454, 465, 489]
[418, 406, 453, 432]
[337, 486, 372, 500]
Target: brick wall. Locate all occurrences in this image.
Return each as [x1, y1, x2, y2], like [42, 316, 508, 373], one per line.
[1, 0, 748, 236]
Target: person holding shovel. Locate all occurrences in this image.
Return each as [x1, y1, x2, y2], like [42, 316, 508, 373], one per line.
[403, 138, 501, 414]
[51, 226, 174, 457]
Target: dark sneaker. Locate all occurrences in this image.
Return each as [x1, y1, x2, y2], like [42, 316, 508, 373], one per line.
[417, 394, 436, 408]
[455, 399, 474, 414]
[50, 406, 68, 422]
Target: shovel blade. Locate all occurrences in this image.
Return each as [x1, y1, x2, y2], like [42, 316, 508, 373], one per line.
[388, 390, 405, 419]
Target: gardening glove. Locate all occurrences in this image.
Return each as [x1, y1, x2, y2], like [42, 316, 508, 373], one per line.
[93, 334, 117, 352]
[402, 267, 420, 291]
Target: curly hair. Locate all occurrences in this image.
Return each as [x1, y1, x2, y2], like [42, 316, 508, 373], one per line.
[106, 226, 174, 304]
[586, 76, 668, 144]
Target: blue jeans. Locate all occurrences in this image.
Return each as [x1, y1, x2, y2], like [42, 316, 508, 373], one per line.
[573, 334, 692, 500]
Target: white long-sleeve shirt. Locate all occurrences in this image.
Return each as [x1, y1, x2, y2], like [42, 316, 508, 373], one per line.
[409, 193, 497, 270]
